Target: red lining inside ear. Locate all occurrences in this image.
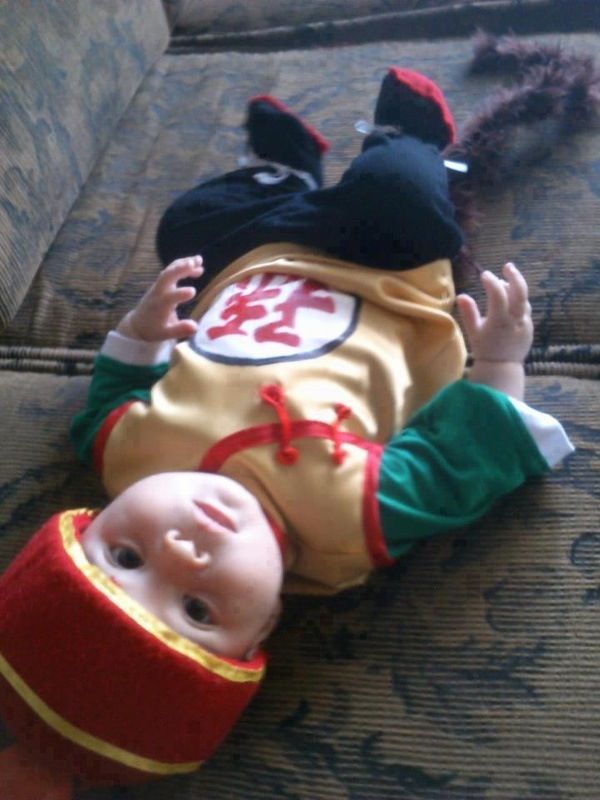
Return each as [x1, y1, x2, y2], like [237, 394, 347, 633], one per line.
[387, 67, 456, 145]
[249, 95, 331, 154]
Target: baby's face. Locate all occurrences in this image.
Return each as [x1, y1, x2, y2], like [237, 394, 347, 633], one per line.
[81, 472, 284, 660]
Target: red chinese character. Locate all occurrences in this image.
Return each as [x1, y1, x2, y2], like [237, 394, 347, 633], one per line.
[254, 280, 335, 346]
[206, 275, 284, 340]
[206, 275, 336, 347]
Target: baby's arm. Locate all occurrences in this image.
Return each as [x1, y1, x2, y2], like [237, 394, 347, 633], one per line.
[71, 257, 204, 465]
[456, 262, 533, 401]
[117, 256, 204, 342]
[379, 265, 573, 557]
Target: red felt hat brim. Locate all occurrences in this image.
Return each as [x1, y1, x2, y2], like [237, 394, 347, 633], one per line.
[0, 510, 267, 786]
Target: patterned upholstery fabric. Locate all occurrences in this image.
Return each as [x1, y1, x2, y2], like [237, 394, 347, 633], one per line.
[0, 0, 169, 329]
[167, 0, 599, 53]
[0, 2, 599, 798]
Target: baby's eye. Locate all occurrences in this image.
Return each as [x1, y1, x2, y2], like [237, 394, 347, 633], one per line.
[109, 546, 143, 570]
[183, 596, 212, 625]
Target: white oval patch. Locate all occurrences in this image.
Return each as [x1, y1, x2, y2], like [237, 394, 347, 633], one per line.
[189, 273, 360, 365]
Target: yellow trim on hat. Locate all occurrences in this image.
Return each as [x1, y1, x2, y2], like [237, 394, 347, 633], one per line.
[0, 651, 200, 775]
[60, 510, 265, 684]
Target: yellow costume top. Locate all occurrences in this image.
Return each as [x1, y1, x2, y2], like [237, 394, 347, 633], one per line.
[97, 244, 466, 593]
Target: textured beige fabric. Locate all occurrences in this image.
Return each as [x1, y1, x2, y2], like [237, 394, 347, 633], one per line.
[0, 0, 169, 329]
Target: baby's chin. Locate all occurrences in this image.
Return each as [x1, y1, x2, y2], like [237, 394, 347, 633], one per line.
[181, 625, 270, 661]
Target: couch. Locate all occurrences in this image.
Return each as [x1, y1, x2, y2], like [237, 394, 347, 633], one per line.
[1, 1, 599, 798]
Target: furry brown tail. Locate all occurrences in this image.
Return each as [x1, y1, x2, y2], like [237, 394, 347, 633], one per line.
[448, 32, 600, 284]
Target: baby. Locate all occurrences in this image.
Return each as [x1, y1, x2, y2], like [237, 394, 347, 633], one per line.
[75, 255, 569, 667]
[0, 68, 574, 791]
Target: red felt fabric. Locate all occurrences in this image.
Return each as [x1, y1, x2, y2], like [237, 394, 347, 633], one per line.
[0, 512, 266, 785]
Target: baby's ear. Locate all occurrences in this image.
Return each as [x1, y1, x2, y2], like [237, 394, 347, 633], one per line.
[244, 601, 282, 660]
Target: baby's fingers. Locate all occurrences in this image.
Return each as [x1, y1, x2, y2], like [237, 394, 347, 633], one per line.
[164, 318, 199, 340]
[456, 293, 482, 341]
[170, 285, 198, 306]
[481, 270, 509, 320]
[503, 262, 530, 319]
[159, 256, 204, 288]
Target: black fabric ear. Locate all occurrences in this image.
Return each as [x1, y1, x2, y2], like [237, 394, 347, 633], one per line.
[245, 96, 329, 186]
[374, 68, 456, 150]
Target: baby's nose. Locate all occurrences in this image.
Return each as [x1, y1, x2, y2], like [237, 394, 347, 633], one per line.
[163, 530, 211, 573]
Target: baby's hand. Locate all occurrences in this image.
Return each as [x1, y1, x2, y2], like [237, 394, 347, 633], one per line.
[456, 262, 533, 364]
[116, 256, 204, 342]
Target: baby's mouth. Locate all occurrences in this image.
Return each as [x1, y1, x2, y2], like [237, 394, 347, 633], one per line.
[193, 501, 236, 533]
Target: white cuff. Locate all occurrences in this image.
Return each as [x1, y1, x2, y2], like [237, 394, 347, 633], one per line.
[100, 331, 176, 366]
[510, 397, 575, 468]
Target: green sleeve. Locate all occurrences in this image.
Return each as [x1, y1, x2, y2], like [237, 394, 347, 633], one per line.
[378, 380, 549, 559]
[70, 354, 168, 466]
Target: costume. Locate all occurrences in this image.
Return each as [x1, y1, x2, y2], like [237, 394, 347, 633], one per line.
[70, 71, 573, 595]
[70, 244, 572, 594]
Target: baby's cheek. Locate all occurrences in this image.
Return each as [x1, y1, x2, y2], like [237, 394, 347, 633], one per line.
[223, 590, 258, 625]
[229, 602, 246, 620]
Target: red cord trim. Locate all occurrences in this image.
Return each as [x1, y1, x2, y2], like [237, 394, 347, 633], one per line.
[259, 384, 299, 465]
[200, 421, 371, 473]
[199, 421, 392, 571]
[265, 512, 288, 559]
[363, 444, 395, 568]
[331, 404, 352, 465]
[92, 401, 136, 475]
[249, 94, 331, 154]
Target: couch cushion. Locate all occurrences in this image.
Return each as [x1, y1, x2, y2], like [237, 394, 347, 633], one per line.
[1, 33, 598, 371]
[167, 0, 476, 35]
[0, 374, 596, 798]
[0, 0, 169, 330]
[167, 0, 599, 52]
[165, 0, 561, 36]
[0, 371, 104, 553]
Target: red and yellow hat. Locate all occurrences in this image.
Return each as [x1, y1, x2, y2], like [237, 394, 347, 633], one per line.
[0, 509, 266, 786]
